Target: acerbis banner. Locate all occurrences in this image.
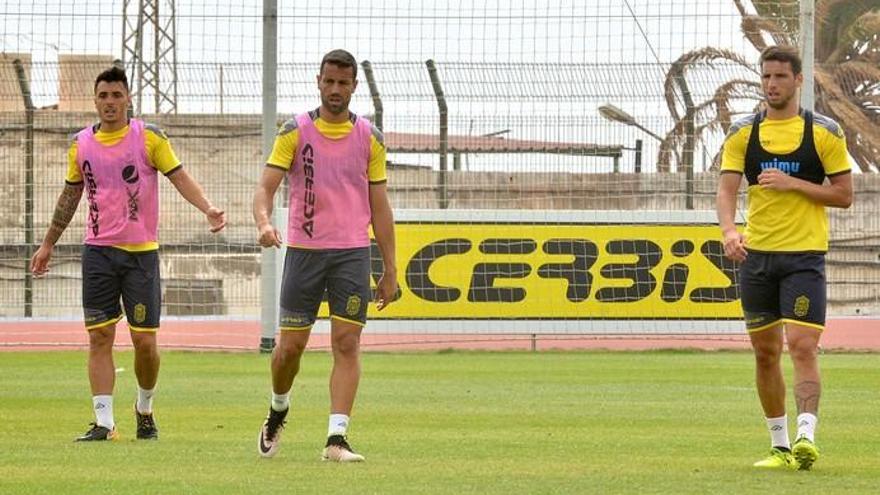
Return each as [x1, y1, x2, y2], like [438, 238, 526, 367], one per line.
[275, 209, 743, 324]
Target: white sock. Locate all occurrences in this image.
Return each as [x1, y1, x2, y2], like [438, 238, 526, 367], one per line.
[137, 386, 155, 414]
[328, 414, 349, 437]
[271, 392, 290, 412]
[93, 395, 114, 429]
[766, 415, 790, 450]
[796, 413, 818, 442]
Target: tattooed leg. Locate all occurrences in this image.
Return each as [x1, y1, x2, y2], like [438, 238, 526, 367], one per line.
[786, 324, 822, 415]
[795, 380, 821, 415]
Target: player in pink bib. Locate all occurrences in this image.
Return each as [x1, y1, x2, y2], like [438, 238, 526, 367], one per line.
[76, 118, 160, 246]
[253, 49, 398, 462]
[30, 66, 226, 443]
[286, 111, 374, 249]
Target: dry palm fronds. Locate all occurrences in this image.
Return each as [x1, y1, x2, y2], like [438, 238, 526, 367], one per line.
[828, 60, 880, 96]
[816, 69, 880, 172]
[711, 79, 763, 133]
[826, 11, 880, 63]
[740, 15, 793, 51]
[663, 48, 756, 121]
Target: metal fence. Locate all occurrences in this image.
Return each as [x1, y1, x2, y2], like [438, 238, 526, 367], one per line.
[1, 0, 878, 321]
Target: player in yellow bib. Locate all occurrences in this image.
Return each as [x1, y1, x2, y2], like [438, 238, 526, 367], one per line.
[716, 46, 853, 471]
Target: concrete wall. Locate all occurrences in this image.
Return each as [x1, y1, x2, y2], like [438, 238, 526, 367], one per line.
[0, 53, 32, 112]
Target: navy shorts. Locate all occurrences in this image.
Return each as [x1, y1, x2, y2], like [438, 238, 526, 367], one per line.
[82, 245, 161, 331]
[738, 251, 826, 331]
[279, 247, 371, 329]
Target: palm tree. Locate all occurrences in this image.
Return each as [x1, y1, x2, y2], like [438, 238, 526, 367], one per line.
[658, 48, 762, 172]
[659, 0, 880, 172]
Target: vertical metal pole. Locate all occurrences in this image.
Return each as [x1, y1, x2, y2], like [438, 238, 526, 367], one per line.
[674, 72, 695, 210]
[425, 60, 448, 209]
[260, 0, 278, 353]
[219, 64, 224, 115]
[14, 59, 35, 317]
[169, 0, 178, 115]
[153, 0, 161, 113]
[134, 2, 146, 115]
[702, 144, 708, 172]
[634, 139, 643, 173]
[799, 0, 815, 112]
[361, 60, 383, 131]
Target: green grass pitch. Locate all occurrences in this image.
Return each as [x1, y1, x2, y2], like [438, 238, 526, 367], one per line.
[1, 350, 878, 494]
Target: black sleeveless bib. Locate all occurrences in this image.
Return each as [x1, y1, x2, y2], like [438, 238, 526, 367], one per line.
[744, 110, 825, 186]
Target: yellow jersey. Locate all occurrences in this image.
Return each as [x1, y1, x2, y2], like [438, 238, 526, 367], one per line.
[720, 110, 851, 252]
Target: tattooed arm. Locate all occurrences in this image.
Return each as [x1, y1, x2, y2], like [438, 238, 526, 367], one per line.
[30, 182, 84, 277]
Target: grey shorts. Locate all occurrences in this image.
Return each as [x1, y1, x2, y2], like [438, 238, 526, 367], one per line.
[82, 245, 161, 331]
[279, 247, 371, 329]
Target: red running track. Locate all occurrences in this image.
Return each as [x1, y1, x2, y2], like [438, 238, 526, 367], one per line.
[1, 318, 877, 352]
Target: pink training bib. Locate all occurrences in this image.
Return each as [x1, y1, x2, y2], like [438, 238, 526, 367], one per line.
[75, 119, 159, 246]
[287, 112, 373, 249]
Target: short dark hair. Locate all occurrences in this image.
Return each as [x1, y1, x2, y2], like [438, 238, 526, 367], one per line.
[94, 66, 129, 92]
[759, 45, 802, 75]
[320, 49, 357, 79]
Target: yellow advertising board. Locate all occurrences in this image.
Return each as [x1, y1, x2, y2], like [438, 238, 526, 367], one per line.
[316, 220, 743, 320]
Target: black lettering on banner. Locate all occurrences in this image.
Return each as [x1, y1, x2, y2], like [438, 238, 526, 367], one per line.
[301, 143, 316, 238]
[406, 238, 472, 302]
[689, 240, 739, 303]
[537, 239, 598, 302]
[596, 240, 661, 302]
[479, 238, 537, 255]
[468, 239, 535, 303]
[660, 240, 694, 302]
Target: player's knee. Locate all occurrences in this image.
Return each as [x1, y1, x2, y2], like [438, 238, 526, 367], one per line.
[88, 326, 115, 349]
[787, 339, 818, 363]
[131, 332, 158, 354]
[332, 333, 361, 357]
[753, 345, 782, 368]
[277, 335, 308, 357]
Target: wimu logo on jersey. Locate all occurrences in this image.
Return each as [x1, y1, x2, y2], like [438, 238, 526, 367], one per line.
[301, 143, 316, 238]
[760, 158, 800, 174]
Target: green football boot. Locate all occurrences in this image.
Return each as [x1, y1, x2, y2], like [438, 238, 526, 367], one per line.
[753, 447, 798, 470]
[792, 437, 820, 471]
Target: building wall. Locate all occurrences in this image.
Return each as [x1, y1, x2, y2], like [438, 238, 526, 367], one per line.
[58, 55, 115, 112]
[0, 53, 32, 112]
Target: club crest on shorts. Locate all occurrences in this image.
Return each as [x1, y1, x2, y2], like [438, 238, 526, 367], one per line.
[794, 295, 810, 318]
[134, 303, 147, 323]
[346, 295, 361, 316]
